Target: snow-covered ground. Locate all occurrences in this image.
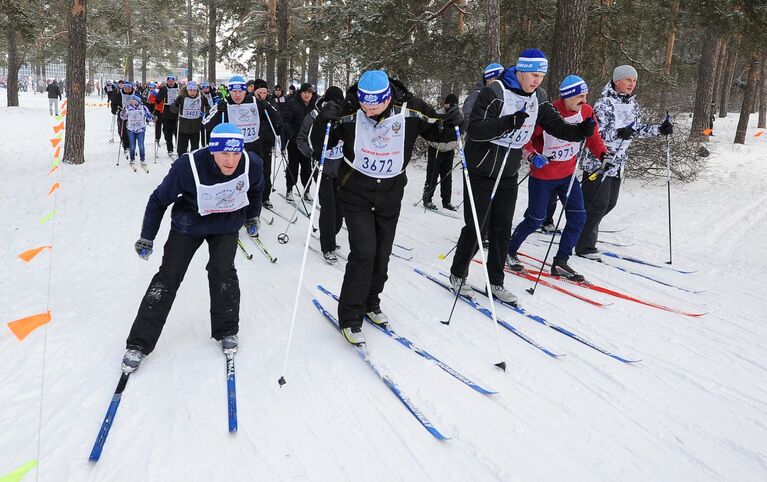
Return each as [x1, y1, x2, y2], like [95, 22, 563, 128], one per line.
[1, 91, 766, 481]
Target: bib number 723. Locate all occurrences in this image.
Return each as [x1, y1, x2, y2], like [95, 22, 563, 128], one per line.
[361, 156, 393, 173]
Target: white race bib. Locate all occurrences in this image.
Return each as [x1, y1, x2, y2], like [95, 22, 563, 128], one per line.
[352, 108, 406, 179]
[189, 152, 251, 216]
[227, 102, 260, 143]
[126, 108, 147, 132]
[542, 111, 581, 161]
[490, 80, 539, 149]
[166, 87, 180, 105]
[325, 140, 344, 160]
[181, 95, 202, 120]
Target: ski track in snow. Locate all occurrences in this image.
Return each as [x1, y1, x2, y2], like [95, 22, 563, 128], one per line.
[1, 92, 767, 481]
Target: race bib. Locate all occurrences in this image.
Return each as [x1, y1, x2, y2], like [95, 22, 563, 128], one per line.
[181, 95, 202, 119]
[166, 87, 180, 105]
[490, 80, 539, 149]
[126, 109, 146, 131]
[227, 102, 260, 143]
[542, 111, 581, 161]
[352, 110, 406, 179]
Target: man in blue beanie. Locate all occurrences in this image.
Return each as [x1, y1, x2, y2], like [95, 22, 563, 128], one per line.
[449, 49, 595, 303]
[120, 122, 264, 373]
[462, 62, 504, 133]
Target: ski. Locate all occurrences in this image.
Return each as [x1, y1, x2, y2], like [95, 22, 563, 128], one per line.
[312, 298, 449, 440]
[414, 269, 564, 358]
[89, 372, 131, 462]
[225, 353, 237, 432]
[278, 193, 311, 218]
[248, 235, 278, 263]
[317, 285, 497, 396]
[428, 273, 640, 364]
[393, 243, 413, 252]
[599, 227, 626, 234]
[130, 163, 137, 172]
[392, 251, 413, 261]
[265, 205, 298, 224]
[602, 251, 696, 274]
[308, 245, 346, 272]
[140, 163, 149, 174]
[418, 205, 462, 220]
[237, 238, 254, 260]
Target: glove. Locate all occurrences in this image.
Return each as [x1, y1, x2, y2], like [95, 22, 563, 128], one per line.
[245, 217, 261, 237]
[660, 118, 673, 135]
[135, 238, 153, 260]
[577, 117, 596, 138]
[319, 100, 344, 122]
[616, 125, 635, 140]
[501, 109, 529, 131]
[529, 154, 549, 169]
[442, 105, 463, 126]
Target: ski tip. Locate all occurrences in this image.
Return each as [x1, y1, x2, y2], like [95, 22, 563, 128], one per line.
[270, 258, 278, 263]
[277, 376, 287, 387]
[525, 288, 535, 295]
[495, 361, 507, 371]
[437, 253, 446, 260]
[440, 320, 450, 326]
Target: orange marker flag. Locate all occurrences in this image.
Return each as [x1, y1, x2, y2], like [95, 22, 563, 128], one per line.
[754, 131, 764, 138]
[7, 311, 51, 341]
[53, 144, 62, 158]
[702, 129, 713, 136]
[48, 165, 59, 176]
[61, 99, 68, 107]
[18, 245, 52, 263]
[50, 138, 62, 148]
[48, 182, 60, 195]
[53, 121, 65, 133]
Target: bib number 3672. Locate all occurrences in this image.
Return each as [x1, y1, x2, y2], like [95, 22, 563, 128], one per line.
[361, 156, 393, 173]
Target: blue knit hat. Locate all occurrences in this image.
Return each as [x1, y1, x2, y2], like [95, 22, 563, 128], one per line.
[516, 49, 548, 74]
[130, 94, 143, 104]
[187, 81, 198, 90]
[357, 70, 391, 106]
[201, 81, 210, 89]
[559, 75, 588, 99]
[483, 63, 504, 80]
[123, 81, 133, 89]
[167, 74, 176, 81]
[228, 75, 247, 92]
[209, 123, 245, 153]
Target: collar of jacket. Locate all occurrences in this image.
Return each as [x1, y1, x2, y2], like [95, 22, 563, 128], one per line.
[601, 82, 635, 103]
[500, 66, 536, 98]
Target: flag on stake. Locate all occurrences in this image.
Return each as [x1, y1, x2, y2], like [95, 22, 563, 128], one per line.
[60, 109, 67, 116]
[48, 165, 59, 176]
[0, 460, 38, 482]
[7, 312, 51, 341]
[51, 158, 61, 170]
[18, 245, 52, 263]
[754, 131, 764, 137]
[48, 182, 60, 195]
[50, 138, 62, 148]
[53, 121, 65, 133]
[54, 131, 64, 139]
[61, 99, 68, 107]
[702, 129, 713, 136]
[55, 115, 64, 122]
[53, 145, 62, 158]
[40, 209, 57, 225]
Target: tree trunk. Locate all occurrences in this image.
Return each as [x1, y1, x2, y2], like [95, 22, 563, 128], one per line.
[276, 0, 289, 88]
[307, 47, 319, 86]
[141, 49, 147, 83]
[690, 33, 721, 140]
[63, 0, 87, 165]
[759, 52, 766, 129]
[659, 0, 680, 111]
[711, 39, 728, 107]
[266, 0, 276, 86]
[187, 0, 194, 80]
[734, 52, 760, 144]
[752, 61, 761, 114]
[720, 34, 741, 118]
[125, 0, 134, 80]
[546, 0, 589, 96]
[6, 24, 20, 106]
[208, 0, 216, 83]
[485, 0, 500, 62]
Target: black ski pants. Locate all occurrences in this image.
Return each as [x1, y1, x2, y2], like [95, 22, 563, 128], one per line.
[117, 118, 130, 150]
[162, 116, 178, 153]
[450, 171, 518, 286]
[318, 173, 344, 253]
[576, 174, 622, 254]
[126, 230, 240, 355]
[423, 147, 455, 205]
[177, 131, 200, 156]
[337, 169, 406, 330]
[286, 140, 313, 193]
[261, 140, 274, 202]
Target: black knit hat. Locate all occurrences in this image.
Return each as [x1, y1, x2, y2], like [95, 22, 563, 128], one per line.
[445, 94, 459, 106]
[253, 79, 268, 90]
[299, 82, 314, 93]
[323, 86, 345, 104]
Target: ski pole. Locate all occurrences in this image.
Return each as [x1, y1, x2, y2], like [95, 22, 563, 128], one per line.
[110, 113, 116, 143]
[585, 120, 634, 203]
[442, 126, 506, 371]
[263, 108, 286, 191]
[277, 161, 320, 244]
[414, 156, 462, 208]
[115, 109, 125, 166]
[527, 141, 587, 295]
[278, 122, 332, 387]
[664, 112, 673, 264]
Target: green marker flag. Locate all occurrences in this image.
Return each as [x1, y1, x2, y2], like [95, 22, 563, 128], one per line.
[0, 460, 38, 482]
[39, 210, 58, 225]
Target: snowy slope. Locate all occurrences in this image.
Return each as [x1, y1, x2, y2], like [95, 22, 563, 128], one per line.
[1, 91, 766, 482]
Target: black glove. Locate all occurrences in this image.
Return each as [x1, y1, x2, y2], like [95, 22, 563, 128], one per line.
[660, 118, 673, 135]
[616, 126, 635, 140]
[135, 238, 153, 260]
[319, 100, 343, 122]
[442, 105, 463, 127]
[501, 109, 529, 131]
[577, 117, 595, 138]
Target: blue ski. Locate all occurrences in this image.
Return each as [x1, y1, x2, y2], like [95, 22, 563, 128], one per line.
[89, 372, 130, 462]
[413, 269, 564, 358]
[602, 251, 696, 274]
[316, 285, 496, 396]
[422, 270, 640, 364]
[589, 257, 703, 294]
[312, 299, 449, 440]
[226, 353, 238, 432]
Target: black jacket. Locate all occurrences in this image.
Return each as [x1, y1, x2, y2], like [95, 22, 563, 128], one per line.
[258, 98, 283, 146]
[110, 88, 137, 114]
[46, 83, 61, 100]
[171, 89, 212, 135]
[155, 83, 182, 120]
[283, 93, 317, 141]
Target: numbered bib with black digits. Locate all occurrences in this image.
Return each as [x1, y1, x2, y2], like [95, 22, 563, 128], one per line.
[542, 111, 581, 161]
[490, 80, 539, 149]
[227, 102, 260, 143]
[126, 108, 147, 132]
[325, 140, 344, 160]
[181, 96, 202, 120]
[352, 109, 406, 179]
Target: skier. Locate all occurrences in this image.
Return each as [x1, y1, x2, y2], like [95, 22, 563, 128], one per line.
[575, 65, 673, 260]
[172, 80, 208, 156]
[155, 75, 181, 159]
[506, 75, 607, 282]
[422, 93, 462, 211]
[283, 83, 318, 201]
[199, 81, 219, 146]
[310, 70, 460, 345]
[121, 123, 265, 372]
[111, 81, 137, 156]
[203, 75, 265, 159]
[45, 79, 62, 116]
[296, 85, 346, 261]
[462, 63, 504, 132]
[120, 93, 155, 169]
[253, 79, 283, 209]
[448, 49, 595, 303]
